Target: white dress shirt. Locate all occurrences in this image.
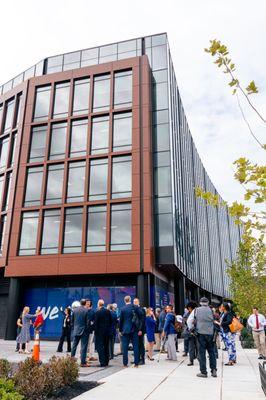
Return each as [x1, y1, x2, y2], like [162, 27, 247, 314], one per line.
[247, 313, 266, 332]
[187, 309, 196, 330]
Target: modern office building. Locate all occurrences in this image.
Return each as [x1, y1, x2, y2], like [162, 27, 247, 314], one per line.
[0, 33, 240, 338]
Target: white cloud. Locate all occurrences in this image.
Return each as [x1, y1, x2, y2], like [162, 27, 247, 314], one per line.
[0, 0, 265, 206]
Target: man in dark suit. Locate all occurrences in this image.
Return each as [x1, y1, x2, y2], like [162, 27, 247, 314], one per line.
[94, 299, 112, 367]
[133, 298, 146, 365]
[119, 295, 142, 367]
[71, 299, 90, 367]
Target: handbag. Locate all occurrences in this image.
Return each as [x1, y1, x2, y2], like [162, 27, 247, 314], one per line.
[229, 317, 243, 333]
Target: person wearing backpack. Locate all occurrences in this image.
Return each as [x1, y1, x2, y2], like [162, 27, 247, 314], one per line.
[215, 302, 236, 366]
[194, 297, 217, 378]
[119, 295, 142, 367]
[162, 304, 177, 361]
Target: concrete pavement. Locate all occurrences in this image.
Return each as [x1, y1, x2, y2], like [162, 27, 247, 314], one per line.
[73, 340, 265, 400]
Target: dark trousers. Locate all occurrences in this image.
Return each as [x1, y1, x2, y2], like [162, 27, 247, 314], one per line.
[121, 332, 139, 366]
[188, 335, 198, 363]
[71, 333, 89, 365]
[109, 334, 115, 359]
[198, 334, 217, 374]
[96, 334, 109, 366]
[57, 327, 71, 352]
[138, 334, 145, 362]
[184, 334, 189, 354]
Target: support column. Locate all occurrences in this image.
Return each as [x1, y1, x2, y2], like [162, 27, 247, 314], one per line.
[6, 278, 20, 340]
[196, 286, 200, 303]
[136, 274, 150, 307]
[175, 275, 186, 314]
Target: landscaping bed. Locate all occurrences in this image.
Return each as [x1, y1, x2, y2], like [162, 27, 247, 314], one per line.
[0, 356, 98, 399]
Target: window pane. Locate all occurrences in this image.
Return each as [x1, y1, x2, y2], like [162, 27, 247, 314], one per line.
[3, 172, 12, 211]
[111, 203, 131, 251]
[112, 156, 132, 199]
[63, 207, 83, 253]
[153, 82, 168, 110]
[24, 166, 43, 206]
[93, 75, 110, 112]
[87, 205, 106, 252]
[156, 213, 173, 246]
[19, 211, 39, 255]
[72, 78, 90, 115]
[152, 45, 167, 70]
[33, 86, 51, 121]
[91, 115, 109, 155]
[154, 124, 170, 151]
[89, 158, 108, 200]
[0, 137, 10, 172]
[45, 164, 64, 204]
[49, 122, 67, 160]
[53, 82, 70, 118]
[114, 71, 132, 109]
[14, 94, 22, 127]
[41, 209, 61, 254]
[47, 55, 63, 74]
[113, 112, 132, 152]
[155, 197, 172, 214]
[10, 133, 18, 167]
[154, 167, 171, 196]
[70, 119, 88, 157]
[0, 105, 3, 133]
[67, 161, 86, 202]
[29, 125, 47, 163]
[63, 51, 81, 71]
[3, 99, 15, 132]
[0, 215, 7, 255]
[118, 40, 136, 53]
[0, 175, 4, 205]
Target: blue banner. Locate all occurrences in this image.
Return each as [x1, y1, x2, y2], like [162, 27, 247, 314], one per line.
[24, 286, 136, 338]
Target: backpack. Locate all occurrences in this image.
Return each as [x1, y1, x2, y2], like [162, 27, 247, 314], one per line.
[132, 308, 141, 330]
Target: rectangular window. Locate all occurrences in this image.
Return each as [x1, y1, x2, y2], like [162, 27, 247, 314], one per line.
[67, 161, 86, 202]
[0, 137, 10, 172]
[41, 209, 61, 254]
[152, 45, 167, 70]
[29, 125, 47, 163]
[0, 175, 4, 206]
[113, 112, 132, 152]
[0, 105, 3, 133]
[72, 78, 90, 115]
[112, 156, 132, 199]
[24, 166, 43, 206]
[46, 55, 63, 74]
[63, 51, 81, 71]
[110, 203, 132, 251]
[10, 133, 17, 166]
[154, 166, 171, 196]
[3, 172, 12, 211]
[45, 164, 64, 204]
[89, 158, 108, 200]
[19, 211, 39, 255]
[14, 94, 22, 127]
[81, 48, 99, 67]
[114, 71, 132, 109]
[53, 82, 70, 118]
[63, 207, 83, 253]
[87, 205, 107, 252]
[70, 119, 88, 157]
[156, 214, 173, 246]
[49, 122, 67, 160]
[153, 82, 168, 110]
[91, 115, 109, 155]
[93, 75, 110, 112]
[3, 98, 15, 132]
[0, 215, 7, 255]
[33, 86, 51, 121]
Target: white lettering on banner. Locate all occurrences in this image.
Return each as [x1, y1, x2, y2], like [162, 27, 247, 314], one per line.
[40, 306, 60, 321]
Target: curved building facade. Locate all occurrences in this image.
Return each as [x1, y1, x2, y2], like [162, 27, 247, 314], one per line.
[0, 33, 240, 338]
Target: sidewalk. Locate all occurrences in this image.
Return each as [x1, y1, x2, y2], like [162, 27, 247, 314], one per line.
[73, 341, 265, 400]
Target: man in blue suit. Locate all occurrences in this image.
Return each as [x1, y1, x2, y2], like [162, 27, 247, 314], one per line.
[71, 299, 90, 367]
[119, 295, 142, 367]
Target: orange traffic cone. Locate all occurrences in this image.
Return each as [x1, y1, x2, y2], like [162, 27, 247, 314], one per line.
[32, 332, 40, 362]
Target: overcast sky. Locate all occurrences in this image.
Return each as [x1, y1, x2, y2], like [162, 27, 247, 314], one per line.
[0, 0, 265, 205]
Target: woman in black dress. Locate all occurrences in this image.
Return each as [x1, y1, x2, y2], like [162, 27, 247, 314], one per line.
[57, 307, 72, 353]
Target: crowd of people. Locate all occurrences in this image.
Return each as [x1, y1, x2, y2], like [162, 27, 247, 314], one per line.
[15, 296, 266, 377]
